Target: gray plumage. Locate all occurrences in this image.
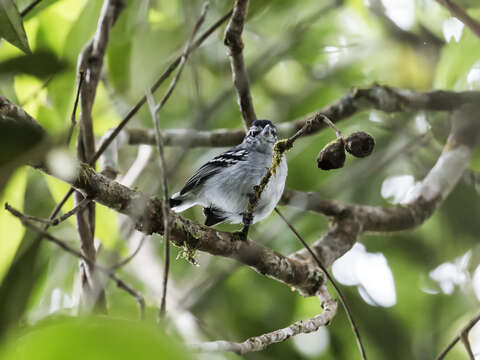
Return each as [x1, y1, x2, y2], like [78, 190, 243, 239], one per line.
[170, 120, 287, 227]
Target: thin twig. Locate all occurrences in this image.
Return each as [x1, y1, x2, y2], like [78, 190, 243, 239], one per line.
[192, 287, 337, 354]
[48, 197, 90, 225]
[5, 197, 91, 226]
[110, 235, 146, 270]
[322, 115, 344, 140]
[224, 0, 256, 128]
[146, 90, 171, 319]
[436, 313, 480, 360]
[5, 203, 145, 318]
[461, 330, 475, 360]
[148, 2, 209, 320]
[274, 208, 368, 360]
[67, 71, 84, 146]
[153, 3, 209, 115]
[20, 0, 43, 17]
[436, 0, 480, 39]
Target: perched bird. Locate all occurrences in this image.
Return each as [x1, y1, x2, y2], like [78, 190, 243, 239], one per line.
[170, 120, 287, 227]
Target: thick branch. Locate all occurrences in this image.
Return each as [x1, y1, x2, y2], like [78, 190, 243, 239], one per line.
[126, 127, 245, 148]
[126, 85, 480, 148]
[59, 163, 322, 296]
[225, 0, 256, 128]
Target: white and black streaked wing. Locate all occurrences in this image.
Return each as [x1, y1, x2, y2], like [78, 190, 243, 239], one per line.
[179, 146, 249, 195]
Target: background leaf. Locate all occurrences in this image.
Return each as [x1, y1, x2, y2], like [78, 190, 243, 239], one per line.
[0, 316, 193, 360]
[0, 50, 68, 78]
[0, 0, 30, 53]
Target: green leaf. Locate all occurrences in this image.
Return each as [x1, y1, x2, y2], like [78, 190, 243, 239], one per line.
[0, 316, 193, 360]
[0, 0, 30, 54]
[0, 50, 68, 78]
[0, 239, 42, 340]
[0, 168, 27, 282]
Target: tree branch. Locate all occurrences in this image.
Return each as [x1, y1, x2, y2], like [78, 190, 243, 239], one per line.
[125, 85, 480, 148]
[74, 0, 125, 312]
[192, 286, 337, 354]
[275, 208, 367, 359]
[126, 127, 245, 148]
[148, 2, 209, 319]
[436, 313, 480, 360]
[225, 0, 257, 128]
[37, 162, 322, 296]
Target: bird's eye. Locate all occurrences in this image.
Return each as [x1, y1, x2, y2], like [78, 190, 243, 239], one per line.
[249, 129, 260, 137]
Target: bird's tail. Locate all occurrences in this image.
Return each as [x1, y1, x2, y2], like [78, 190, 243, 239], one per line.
[169, 192, 195, 213]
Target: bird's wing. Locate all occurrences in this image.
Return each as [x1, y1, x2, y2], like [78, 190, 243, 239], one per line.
[179, 146, 248, 195]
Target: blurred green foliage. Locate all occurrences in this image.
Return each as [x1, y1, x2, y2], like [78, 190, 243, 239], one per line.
[0, 0, 480, 359]
[0, 316, 192, 360]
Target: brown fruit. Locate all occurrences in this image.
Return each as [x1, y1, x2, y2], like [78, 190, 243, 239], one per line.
[345, 131, 375, 158]
[317, 138, 346, 170]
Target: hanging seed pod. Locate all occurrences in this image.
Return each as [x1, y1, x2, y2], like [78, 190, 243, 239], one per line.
[317, 138, 346, 170]
[345, 131, 375, 158]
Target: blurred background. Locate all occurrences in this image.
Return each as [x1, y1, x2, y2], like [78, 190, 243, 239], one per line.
[1, 0, 480, 359]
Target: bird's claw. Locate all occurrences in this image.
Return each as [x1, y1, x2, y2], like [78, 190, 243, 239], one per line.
[233, 225, 249, 241]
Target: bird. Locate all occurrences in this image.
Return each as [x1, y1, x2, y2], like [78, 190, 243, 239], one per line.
[170, 119, 287, 228]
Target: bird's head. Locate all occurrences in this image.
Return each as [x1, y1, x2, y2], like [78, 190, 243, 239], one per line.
[243, 119, 278, 151]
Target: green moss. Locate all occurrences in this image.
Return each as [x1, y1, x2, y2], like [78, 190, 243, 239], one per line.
[176, 246, 198, 266]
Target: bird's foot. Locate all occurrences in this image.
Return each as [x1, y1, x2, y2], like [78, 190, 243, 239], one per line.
[233, 225, 249, 241]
